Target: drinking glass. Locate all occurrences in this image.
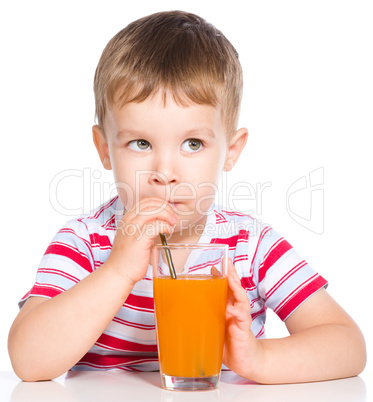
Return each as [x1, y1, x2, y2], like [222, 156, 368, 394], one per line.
[151, 243, 228, 391]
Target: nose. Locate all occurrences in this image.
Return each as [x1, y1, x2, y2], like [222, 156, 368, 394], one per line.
[149, 152, 179, 185]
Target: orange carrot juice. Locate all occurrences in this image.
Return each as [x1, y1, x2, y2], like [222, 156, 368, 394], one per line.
[153, 275, 228, 377]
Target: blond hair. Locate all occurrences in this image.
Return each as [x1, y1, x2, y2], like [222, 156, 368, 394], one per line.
[94, 11, 243, 136]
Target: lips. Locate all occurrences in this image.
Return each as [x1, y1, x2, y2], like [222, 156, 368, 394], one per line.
[168, 201, 186, 214]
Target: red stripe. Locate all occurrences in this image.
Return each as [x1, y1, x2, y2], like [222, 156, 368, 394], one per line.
[265, 261, 307, 299]
[212, 234, 239, 247]
[240, 275, 255, 291]
[262, 237, 282, 260]
[124, 293, 154, 312]
[77, 352, 158, 369]
[276, 275, 328, 320]
[20, 291, 30, 300]
[188, 257, 221, 273]
[58, 228, 95, 261]
[238, 230, 250, 241]
[214, 211, 228, 223]
[234, 255, 248, 263]
[212, 230, 250, 248]
[275, 274, 317, 313]
[221, 210, 253, 218]
[258, 239, 292, 282]
[27, 283, 64, 298]
[95, 333, 157, 353]
[38, 268, 80, 284]
[112, 316, 155, 331]
[74, 362, 137, 371]
[250, 226, 272, 273]
[256, 324, 265, 338]
[104, 215, 116, 228]
[89, 233, 112, 248]
[45, 242, 93, 273]
[58, 228, 91, 247]
[251, 305, 267, 320]
[250, 296, 261, 306]
[91, 196, 118, 219]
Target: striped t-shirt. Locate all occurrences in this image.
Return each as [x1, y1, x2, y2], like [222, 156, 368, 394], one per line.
[20, 196, 327, 371]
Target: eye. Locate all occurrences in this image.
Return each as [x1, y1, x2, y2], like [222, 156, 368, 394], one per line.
[128, 139, 151, 151]
[181, 138, 203, 153]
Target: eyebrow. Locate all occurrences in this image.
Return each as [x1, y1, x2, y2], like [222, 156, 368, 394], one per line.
[115, 127, 216, 141]
[184, 128, 216, 138]
[116, 129, 147, 140]
[116, 127, 216, 141]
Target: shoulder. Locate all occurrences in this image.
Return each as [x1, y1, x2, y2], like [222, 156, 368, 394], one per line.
[66, 196, 120, 232]
[55, 196, 121, 246]
[42, 197, 121, 273]
[212, 204, 257, 226]
[211, 204, 273, 242]
[210, 205, 293, 261]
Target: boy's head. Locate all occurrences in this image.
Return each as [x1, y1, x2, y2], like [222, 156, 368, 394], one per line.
[94, 10, 243, 137]
[92, 11, 248, 238]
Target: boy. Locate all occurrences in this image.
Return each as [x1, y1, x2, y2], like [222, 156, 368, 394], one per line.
[8, 10, 366, 383]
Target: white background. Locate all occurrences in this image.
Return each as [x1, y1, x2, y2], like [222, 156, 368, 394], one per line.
[1, 0, 372, 386]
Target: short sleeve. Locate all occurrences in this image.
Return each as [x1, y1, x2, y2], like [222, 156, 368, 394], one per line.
[19, 219, 95, 308]
[255, 228, 328, 321]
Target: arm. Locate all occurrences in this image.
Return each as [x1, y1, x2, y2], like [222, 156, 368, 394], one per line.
[8, 265, 132, 382]
[8, 198, 177, 382]
[223, 262, 367, 384]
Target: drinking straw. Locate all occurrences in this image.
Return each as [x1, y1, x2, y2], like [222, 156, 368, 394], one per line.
[159, 233, 177, 279]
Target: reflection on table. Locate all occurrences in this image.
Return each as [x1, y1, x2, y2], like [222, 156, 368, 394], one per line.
[5, 370, 367, 402]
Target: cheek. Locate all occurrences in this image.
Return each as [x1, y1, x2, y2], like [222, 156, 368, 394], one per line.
[115, 182, 135, 211]
[190, 173, 220, 215]
[191, 156, 224, 187]
[110, 157, 138, 210]
[113, 163, 156, 209]
[192, 155, 225, 213]
[195, 184, 217, 213]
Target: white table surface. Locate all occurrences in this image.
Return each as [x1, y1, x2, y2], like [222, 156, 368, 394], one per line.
[0, 371, 369, 402]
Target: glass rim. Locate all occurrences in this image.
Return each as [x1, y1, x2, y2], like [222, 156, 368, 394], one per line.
[152, 243, 228, 250]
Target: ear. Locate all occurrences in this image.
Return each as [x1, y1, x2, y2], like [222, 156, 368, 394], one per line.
[92, 125, 112, 170]
[223, 128, 248, 172]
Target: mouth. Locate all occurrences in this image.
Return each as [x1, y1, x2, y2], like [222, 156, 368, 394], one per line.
[168, 201, 186, 213]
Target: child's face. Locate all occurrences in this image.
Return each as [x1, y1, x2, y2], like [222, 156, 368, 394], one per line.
[93, 92, 247, 238]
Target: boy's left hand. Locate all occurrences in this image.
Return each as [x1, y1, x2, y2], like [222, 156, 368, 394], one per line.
[222, 259, 366, 383]
[222, 259, 263, 379]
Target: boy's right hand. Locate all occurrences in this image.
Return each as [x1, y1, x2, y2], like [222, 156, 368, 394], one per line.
[105, 197, 177, 286]
[8, 197, 177, 382]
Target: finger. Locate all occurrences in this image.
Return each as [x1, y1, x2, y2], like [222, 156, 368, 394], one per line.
[210, 266, 222, 277]
[228, 258, 242, 283]
[140, 220, 175, 242]
[136, 197, 177, 215]
[136, 197, 170, 214]
[227, 259, 248, 303]
[139, 199, 177, 222]
[125, 199, 177, 227]
[226, 259, 251, 319]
